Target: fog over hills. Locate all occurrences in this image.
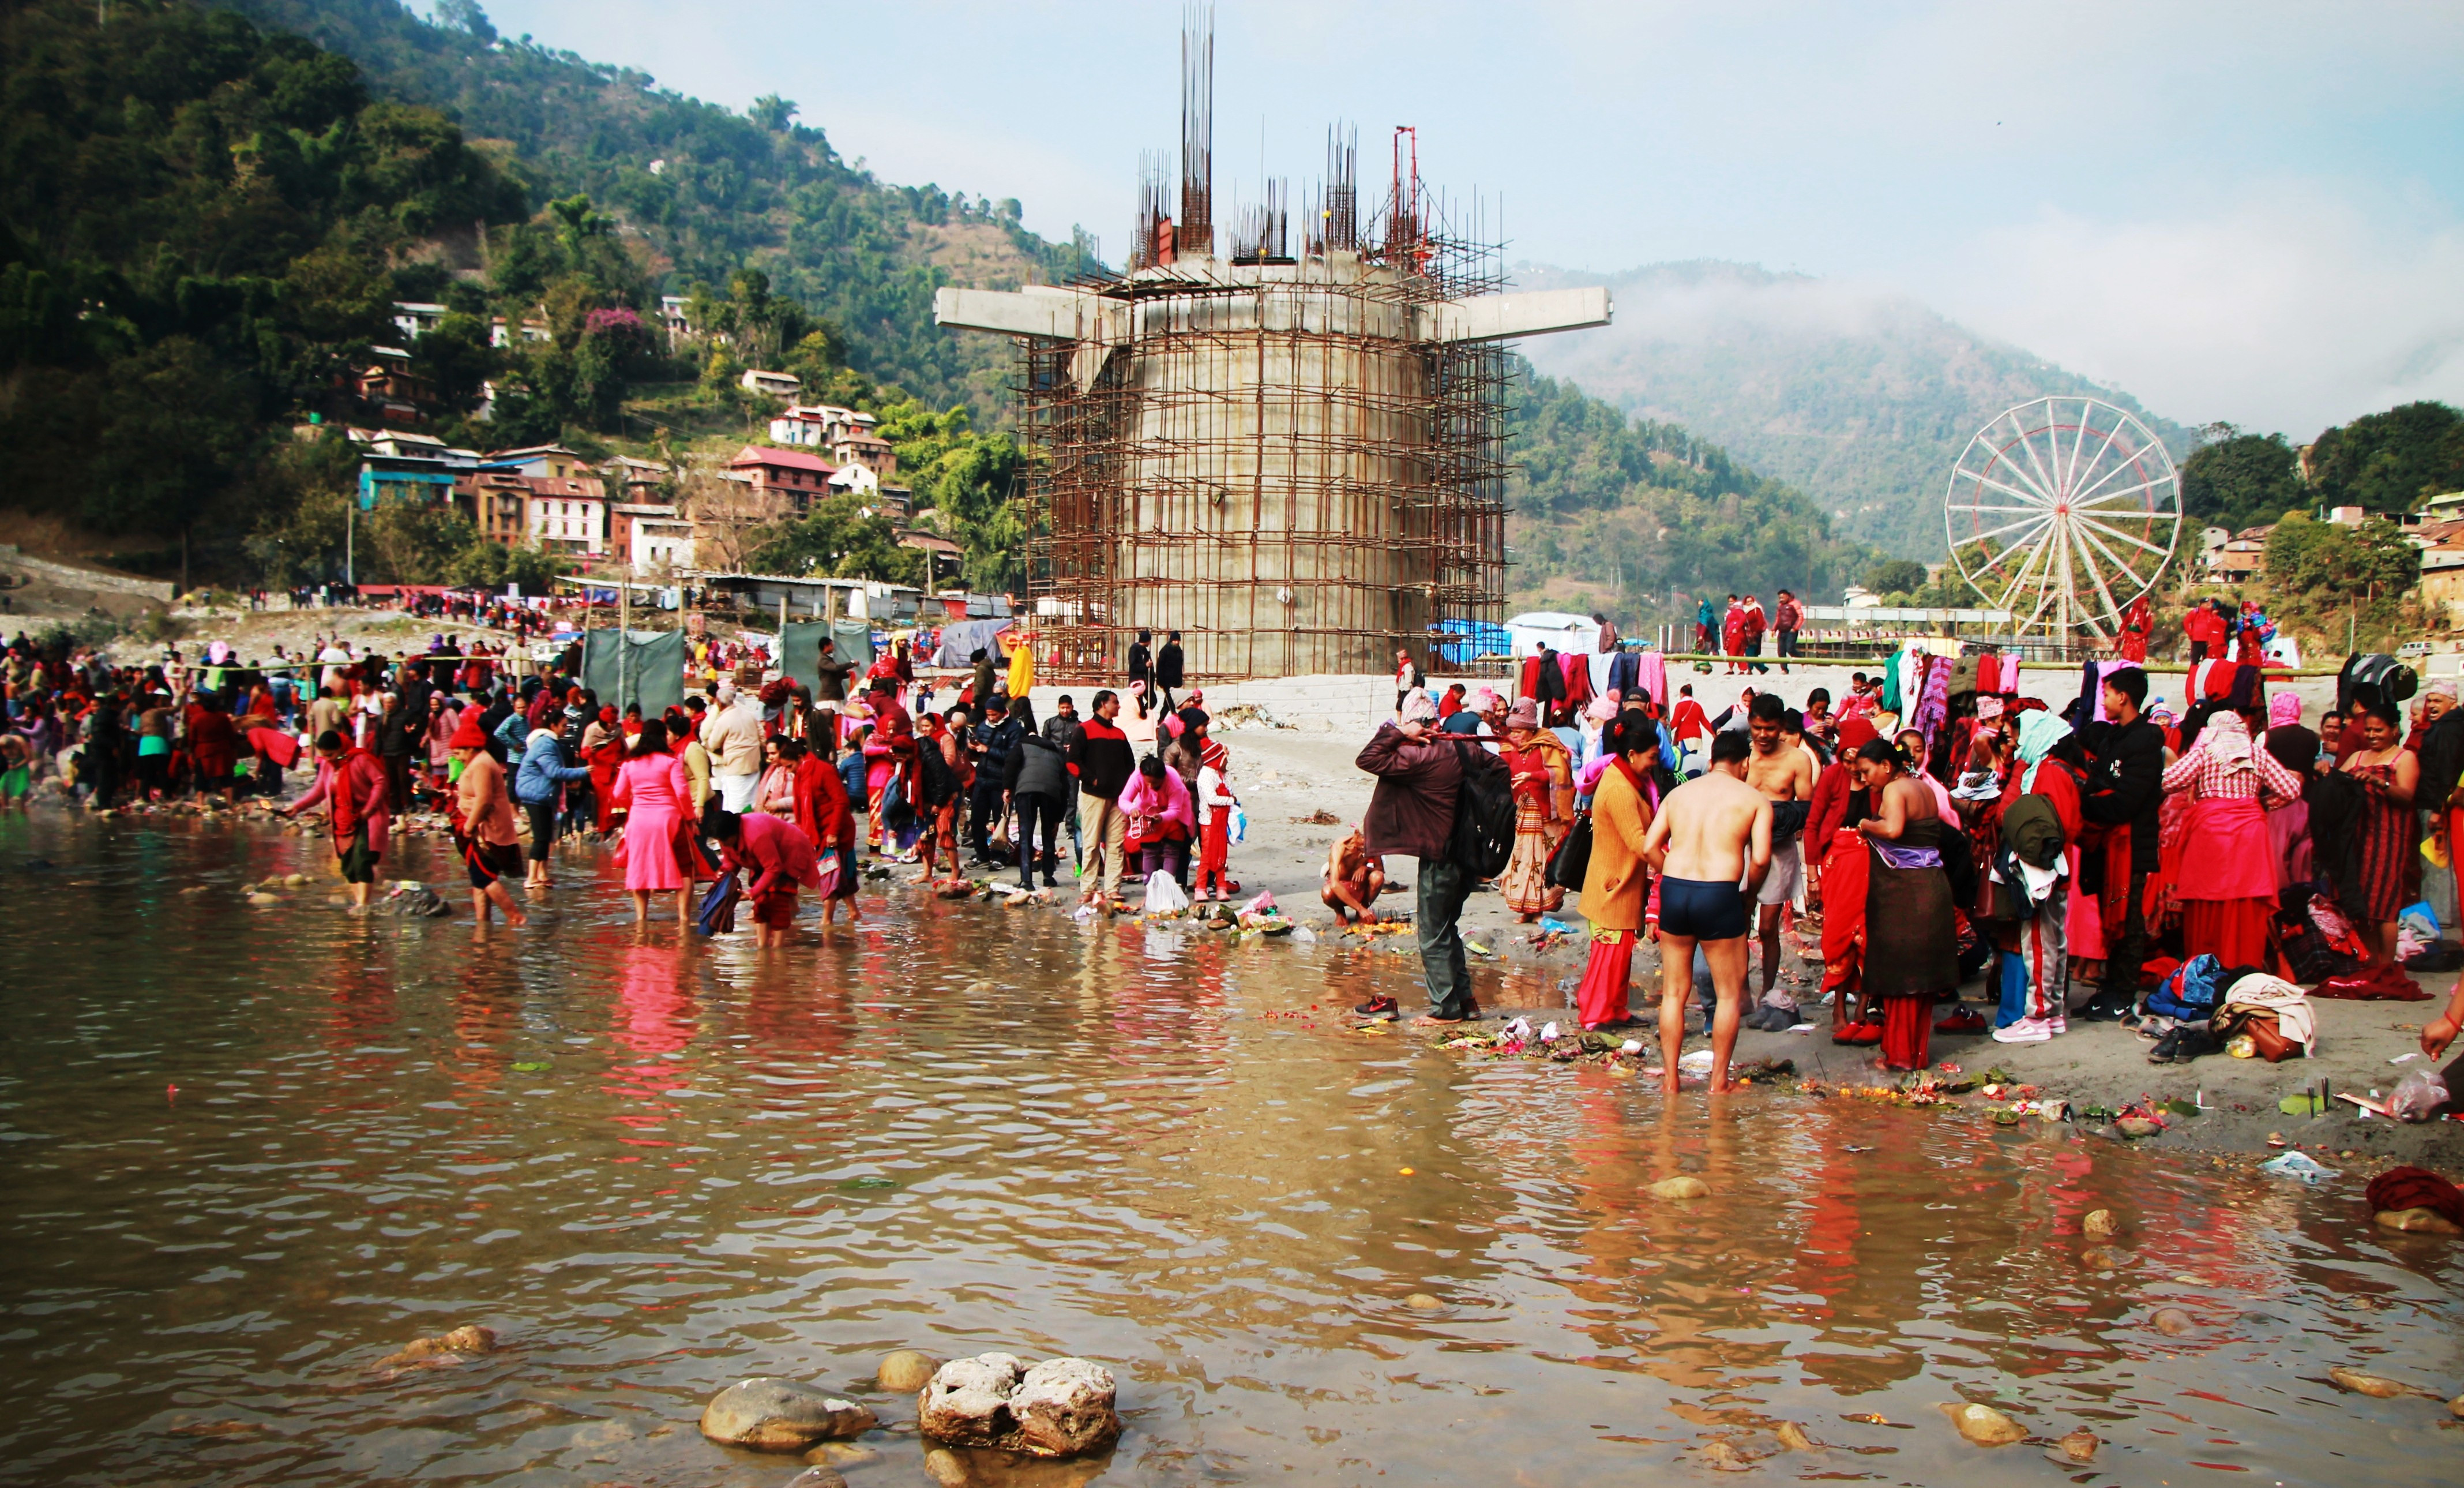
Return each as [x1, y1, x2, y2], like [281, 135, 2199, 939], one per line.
[1513, 261, 2198, 559]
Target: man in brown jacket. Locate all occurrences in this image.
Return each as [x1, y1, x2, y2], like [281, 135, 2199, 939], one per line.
[1353, 691, 1477, 1024]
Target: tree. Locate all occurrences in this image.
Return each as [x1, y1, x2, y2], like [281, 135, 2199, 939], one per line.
[749, 493, 921, 583]
[2307, 401, 2464, 512]
[1864, 558, 1928, 595]
[2263, 511, 2420, 598]
[2183, 425, 2301, 531]
[879, 400, 1025, 591]
[677, 464, 787, 574]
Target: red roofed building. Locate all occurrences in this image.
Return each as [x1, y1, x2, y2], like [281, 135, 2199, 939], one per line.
[728, 444, 837, 516]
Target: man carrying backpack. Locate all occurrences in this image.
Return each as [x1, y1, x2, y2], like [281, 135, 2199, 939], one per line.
[1351, 689, 1508, 1024]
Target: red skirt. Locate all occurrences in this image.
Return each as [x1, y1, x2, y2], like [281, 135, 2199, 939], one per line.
[1880, 995, 1931, 1070]
[2180, 898, 2270, 968]
[1575, 929, 1635, 1029]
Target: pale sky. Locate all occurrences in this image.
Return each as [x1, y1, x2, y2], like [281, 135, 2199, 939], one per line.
[472, 0, 2464, 440]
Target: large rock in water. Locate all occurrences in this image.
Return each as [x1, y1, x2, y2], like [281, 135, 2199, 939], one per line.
[918, 1354, 1119, 1458]
[1011, 1359, 1121, 1457]
[699, 1378, 877, 1451]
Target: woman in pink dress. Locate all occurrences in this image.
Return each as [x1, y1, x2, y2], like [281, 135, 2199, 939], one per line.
[611, 718, 695, 925]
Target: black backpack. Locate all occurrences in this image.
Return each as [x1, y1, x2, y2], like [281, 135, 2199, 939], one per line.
[1448, 742, 1516, 879]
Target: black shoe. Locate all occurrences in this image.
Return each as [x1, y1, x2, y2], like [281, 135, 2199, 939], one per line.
[1354, 995, 1400, 1021]
[1043, 873, 1060, 889]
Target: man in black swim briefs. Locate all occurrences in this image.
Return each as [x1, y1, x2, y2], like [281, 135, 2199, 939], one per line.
[1641, 730, 1772, 1096]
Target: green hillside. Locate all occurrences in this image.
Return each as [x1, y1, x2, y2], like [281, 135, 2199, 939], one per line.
[0, 0, 526, 576]
[1514, 260, 2200, 559]
[216, 0, 1092, 423]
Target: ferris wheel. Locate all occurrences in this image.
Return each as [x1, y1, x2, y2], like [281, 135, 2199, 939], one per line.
[1944, 396, 2181, 638]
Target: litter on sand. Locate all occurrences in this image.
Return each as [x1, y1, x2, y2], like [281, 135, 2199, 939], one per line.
[2258, 1150, 2338, 1183]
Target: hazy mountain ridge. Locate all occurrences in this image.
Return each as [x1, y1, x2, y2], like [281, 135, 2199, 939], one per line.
[1513, 260, 2199, 559]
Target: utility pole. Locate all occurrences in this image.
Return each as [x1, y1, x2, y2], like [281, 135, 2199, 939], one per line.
[618, 572, 632, 715]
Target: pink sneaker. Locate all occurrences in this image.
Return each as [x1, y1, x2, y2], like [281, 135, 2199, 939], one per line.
[1992, 1017, 2053, 1044]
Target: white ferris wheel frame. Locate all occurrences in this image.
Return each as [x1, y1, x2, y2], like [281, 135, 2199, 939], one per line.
[1943, 395, 2181, 638]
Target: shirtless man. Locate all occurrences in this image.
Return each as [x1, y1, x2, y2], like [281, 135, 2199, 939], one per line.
[1743, 694, 1815, 1017]
[1640, 730, 1772, 1094]
[1321, 824, 1387, 924]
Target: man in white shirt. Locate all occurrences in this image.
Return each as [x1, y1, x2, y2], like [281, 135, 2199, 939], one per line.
[700, 681, 765, 812]
[317, 640, 352, 695]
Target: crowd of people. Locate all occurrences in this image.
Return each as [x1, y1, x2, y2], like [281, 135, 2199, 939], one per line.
[1349, 647, 2464, 1094]
[0, 618, 1250, 945]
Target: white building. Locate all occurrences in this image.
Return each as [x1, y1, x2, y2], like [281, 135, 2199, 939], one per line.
[767, 402, 873, 447]
[392, 301, 446, 342]
[524, 477, 607, 555]
[740, 368, 801, 400]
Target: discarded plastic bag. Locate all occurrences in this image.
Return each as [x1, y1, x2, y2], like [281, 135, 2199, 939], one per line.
[1145, 874, 1190, 914]
[1241, 890, 1278, 916]
[2258, 1150, 2338, 1183]
[2387, 1066, 2451, 1123]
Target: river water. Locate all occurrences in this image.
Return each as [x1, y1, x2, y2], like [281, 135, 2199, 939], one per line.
[2, 813, 2458, 1487]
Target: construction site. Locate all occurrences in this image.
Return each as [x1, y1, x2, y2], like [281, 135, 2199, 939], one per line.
[935, 9, 1609, 683]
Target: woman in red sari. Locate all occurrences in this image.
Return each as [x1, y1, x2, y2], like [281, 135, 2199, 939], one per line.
[586, 706, 623, 837]
[790, 736, 861, 925]
[185, 693, 242, 806]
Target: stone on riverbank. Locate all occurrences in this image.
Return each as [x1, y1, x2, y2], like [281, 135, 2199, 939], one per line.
[1773, 1421, 1820, 1452]
[1940, 1401, 2027, 1445]
[2050, 1428, 2099, 1463]
[699, 1378, 878, 1450]
[1648, 1176, 1710, 1200]
[786, 1468, 850, 1488]
[918, 1354, 1119, 1457]
[878, 1350, 941, 1392]
[247, 892, 279, 907]
[2113, 1116, 2162, 1139]
[2151, 1307, 2196, 1336]
[373, 1324, 496, 1371]
[2082, 1209, 2118, 1236]
[2373, 1206, 2463, 1235]
[2327, 1366, 2424, 1400]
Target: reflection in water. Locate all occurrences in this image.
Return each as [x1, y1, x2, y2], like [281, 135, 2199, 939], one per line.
[0, 811, 2457, 1486]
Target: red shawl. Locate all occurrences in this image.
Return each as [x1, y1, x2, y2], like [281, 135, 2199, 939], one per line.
[791, 753, 850, 852]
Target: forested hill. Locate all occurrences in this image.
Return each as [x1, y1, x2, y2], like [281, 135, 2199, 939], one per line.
[216, 0, 1090, 421]
[1505, 362, 1876, 624]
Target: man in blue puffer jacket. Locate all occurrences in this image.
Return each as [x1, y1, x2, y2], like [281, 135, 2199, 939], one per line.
[513, 725, 591, 889]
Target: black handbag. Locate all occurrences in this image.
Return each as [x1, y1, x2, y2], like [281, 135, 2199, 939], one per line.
[1545, 811, 1594, 890]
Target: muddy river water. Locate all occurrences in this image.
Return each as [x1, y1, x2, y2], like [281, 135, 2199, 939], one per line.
[2, 814, 2458, 1486]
